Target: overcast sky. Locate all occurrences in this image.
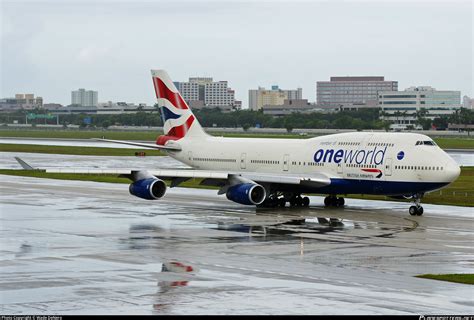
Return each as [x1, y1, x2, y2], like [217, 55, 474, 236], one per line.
[1, 0, 472, 107]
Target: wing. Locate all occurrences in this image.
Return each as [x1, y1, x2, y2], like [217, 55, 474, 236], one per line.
[42, 168, 330, 189]
[15, 156, 331, 190]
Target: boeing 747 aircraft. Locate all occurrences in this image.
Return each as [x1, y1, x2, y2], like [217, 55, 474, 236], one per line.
[37, 70, 461, 216]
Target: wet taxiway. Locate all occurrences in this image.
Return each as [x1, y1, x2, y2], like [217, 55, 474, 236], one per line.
[1, 175, 473, 314]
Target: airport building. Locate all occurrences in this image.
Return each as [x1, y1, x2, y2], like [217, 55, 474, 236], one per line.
[0, 94, 43, 112]
[46, 101, 154, 115]
[262, 99, 318, 116]
[174, 77, 240, 109]
[317, 76, 398, 108]
[71, 88, 98, 107]
[249, 86, 303, 111]
[379, 86, 461, 129]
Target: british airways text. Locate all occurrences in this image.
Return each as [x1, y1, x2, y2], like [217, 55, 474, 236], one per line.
[314, 146, 387, 165]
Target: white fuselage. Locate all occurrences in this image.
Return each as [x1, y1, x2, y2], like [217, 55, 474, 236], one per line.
[165, 132, 460, 195]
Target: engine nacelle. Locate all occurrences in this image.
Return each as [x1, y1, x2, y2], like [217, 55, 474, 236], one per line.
[129, 178, 167, 200]
[226, 183, 266, 205]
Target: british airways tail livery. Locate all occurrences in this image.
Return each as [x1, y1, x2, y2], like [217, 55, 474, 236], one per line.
[48, 70, 462, 216]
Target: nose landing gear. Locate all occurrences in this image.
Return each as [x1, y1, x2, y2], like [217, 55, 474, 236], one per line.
[408, 193, 424, 216]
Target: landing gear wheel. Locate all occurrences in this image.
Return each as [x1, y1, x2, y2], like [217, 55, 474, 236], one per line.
[324, 196, 344, 207]
[295, 196, 303, 207]
[278, 198, 286, 207]
[336, 197, 345, 207]
[416, 206, 424, 216]
[408, 193, 425, 216]
[302, 197, 310, 207]
[324, 197, 331, 207]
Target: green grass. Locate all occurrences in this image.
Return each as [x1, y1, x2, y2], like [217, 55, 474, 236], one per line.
[0, 129, 160, 140]
[0, 166, 472, 207]
[434, 137, 474, 149]
[0, 143, 164, 156]
[212, 132, 307, 139]
[1, 129, 473, 149]
[416, 274, 474, 285]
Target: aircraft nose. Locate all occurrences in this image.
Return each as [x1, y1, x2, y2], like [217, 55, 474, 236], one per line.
[445, 162, 461, 182]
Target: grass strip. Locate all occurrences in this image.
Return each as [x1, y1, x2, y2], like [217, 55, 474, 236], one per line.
[0, 143, 164, 156]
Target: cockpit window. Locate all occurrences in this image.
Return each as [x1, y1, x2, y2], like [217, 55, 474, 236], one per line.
[415, 140, 437, 146]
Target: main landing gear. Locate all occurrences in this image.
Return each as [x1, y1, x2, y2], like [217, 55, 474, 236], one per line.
[257, 193, 310, 208]
[408, 193, 424, 216]
[324, 195, 345, 207]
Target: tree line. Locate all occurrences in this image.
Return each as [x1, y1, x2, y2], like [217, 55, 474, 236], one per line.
[1, 106, 473, 132]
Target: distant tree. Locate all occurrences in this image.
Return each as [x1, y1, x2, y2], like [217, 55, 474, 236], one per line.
[415, 108, 430, 130]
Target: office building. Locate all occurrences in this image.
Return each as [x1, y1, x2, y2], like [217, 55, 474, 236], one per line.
[174, 77, 239, 108]
[71, 88, 98, 107]
[249, 86, 303, 111]
[379, 86, 461, 129]
[317, 76, 398, 107]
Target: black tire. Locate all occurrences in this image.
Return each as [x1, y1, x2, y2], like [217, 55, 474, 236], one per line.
[279, 198, 286, 207]
[337, 197, 345, 207]
[324, 197, 331, 207]
[302, 197, 310, 207]
[409, 206, 417, 216]
[416, 206, 424, 216]
[296, 197, 303, 207]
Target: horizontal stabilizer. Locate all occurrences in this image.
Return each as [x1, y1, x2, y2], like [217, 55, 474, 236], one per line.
[92, 138, 181, 151]
[14, 157, 36, 170]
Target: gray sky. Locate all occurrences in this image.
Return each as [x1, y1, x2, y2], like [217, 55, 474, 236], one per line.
[1, 0, 472, 107]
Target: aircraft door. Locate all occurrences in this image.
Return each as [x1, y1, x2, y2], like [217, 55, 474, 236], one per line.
[337, 162, 343, 174]
[188, 151, 193, 161]
[283, 154, 289, 171]
[385, 158, 392, 176]
[240, 153, 247, 169]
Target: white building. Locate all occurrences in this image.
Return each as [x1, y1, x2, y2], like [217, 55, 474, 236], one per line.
[379, 86, 461, 129]
[174, 77, 239, 108]
[71, 88, 98, 107]
[249, 85, 303, 111]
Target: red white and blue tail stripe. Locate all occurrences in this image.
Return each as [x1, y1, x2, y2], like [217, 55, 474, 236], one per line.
[151, 70, 205, 145]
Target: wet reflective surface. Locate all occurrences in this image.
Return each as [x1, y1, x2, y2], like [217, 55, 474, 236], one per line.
[1, 175, 473, 314]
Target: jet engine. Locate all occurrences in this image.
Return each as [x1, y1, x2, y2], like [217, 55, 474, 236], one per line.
[129, 178, 167, 200]
[226, 183, 266, 205]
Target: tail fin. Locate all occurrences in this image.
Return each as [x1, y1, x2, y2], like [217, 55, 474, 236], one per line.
[151, 69, 206, 145]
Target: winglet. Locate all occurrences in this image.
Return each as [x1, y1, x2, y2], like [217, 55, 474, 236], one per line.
[14, 157, 36, 170]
